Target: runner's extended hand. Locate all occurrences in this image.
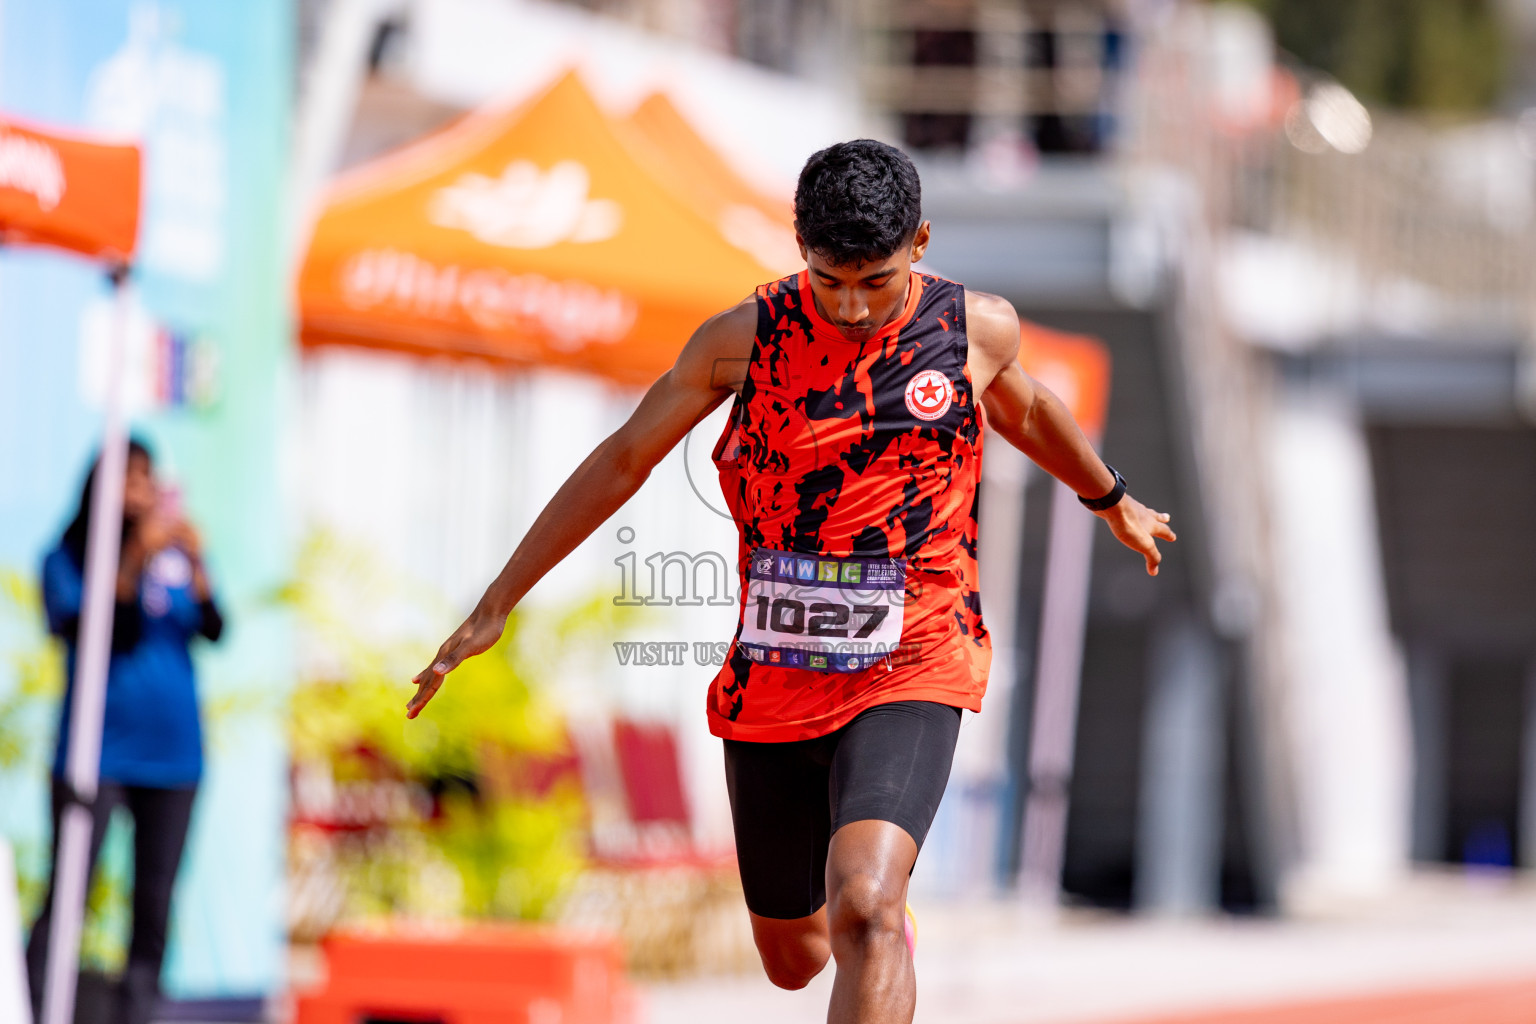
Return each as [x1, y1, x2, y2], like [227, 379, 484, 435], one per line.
[407, 610, 505, 719]
[1097, 496, 1176, 576]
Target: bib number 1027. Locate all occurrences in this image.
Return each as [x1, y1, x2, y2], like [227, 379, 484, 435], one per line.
[753, 596, 888, 638]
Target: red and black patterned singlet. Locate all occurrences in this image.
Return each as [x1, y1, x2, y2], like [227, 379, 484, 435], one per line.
[707, 270, 991, 742]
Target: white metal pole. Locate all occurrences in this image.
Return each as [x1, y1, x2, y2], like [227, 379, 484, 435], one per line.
[0, 838, 30, 1024]
[1016, 479, 1098, 908]
[952, 431, 1030, 893]
[40, 270, 132, 1024]
[1135, 614, 1223, 914]
[288, 0, 397, 269]
[963, 433, 1030, 780]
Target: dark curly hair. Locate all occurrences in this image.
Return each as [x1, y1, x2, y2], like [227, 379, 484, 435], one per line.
[61, 437, 154, 567]
[794, 140, 922, 268]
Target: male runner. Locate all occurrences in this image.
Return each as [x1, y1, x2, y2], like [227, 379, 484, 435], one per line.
[408, 140, 1174, 1023]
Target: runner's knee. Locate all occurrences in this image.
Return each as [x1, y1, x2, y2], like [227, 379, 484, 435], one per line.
[758, 946, 826, 990]
[827, 872, 904, 949]
[751, 914, 829, 990]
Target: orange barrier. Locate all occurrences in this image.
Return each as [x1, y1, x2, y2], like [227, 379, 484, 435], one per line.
[294, 923, 635, 1024]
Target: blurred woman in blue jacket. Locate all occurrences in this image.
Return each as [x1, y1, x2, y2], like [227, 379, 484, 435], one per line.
[26, 439, 223, 1024]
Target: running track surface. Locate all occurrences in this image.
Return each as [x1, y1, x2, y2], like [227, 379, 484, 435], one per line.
[643, 884, 1536, 1024]
[1115, 976, 1536, 1024]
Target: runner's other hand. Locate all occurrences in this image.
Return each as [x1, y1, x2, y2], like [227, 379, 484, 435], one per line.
[407, 610, 505, 719]
[1097, 496, 1176, 576]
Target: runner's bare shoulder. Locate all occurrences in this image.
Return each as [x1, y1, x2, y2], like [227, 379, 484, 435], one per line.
[679, 295, 758, 394]
[963, 290, 1021, 394]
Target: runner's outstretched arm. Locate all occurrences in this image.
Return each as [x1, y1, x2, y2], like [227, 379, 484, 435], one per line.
[966, 290, 1177, 576]
[406, 299, 757, 718]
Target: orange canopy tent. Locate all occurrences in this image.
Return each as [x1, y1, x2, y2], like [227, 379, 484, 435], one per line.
[1017, 319, 1111, 440]
[621, 93, 801, 277]
[0, 115, 140, 261]
[1, 113, 141, 1024]
[298, 73, 790, 386]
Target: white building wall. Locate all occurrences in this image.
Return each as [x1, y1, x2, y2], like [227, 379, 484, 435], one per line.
[1266, 391, 1412, 910]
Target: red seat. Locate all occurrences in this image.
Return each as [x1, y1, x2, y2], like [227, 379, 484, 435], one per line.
[612, 720, 689, 827]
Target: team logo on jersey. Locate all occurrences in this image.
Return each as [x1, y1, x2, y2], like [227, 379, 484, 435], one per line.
[905, 369, 954, 421]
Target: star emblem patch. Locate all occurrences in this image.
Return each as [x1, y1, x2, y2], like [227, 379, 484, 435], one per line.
[904, 368, 954, 421]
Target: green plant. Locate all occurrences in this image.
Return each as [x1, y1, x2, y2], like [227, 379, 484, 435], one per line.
[285, 532, 639, 929]
[0, 568, 130, 972]
[0, 571, 64, 786]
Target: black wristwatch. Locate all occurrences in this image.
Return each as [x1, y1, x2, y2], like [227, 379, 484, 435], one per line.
[1078, 465, 1126, 512]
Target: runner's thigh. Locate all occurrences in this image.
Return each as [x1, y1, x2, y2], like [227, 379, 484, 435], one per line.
[723, 736, 834, 919]
[829, 700, 962, 850]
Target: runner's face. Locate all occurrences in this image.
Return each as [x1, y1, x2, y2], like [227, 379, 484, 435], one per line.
[800, 222, 931, 342]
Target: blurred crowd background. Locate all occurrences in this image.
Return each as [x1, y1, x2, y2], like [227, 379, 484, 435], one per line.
[4, 1, 1536, 1022]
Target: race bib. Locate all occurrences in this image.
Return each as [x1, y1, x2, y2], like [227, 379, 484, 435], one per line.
[737, 547, 907, 672]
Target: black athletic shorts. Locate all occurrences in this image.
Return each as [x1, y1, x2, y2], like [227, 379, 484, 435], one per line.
[722, 700, 963, 920]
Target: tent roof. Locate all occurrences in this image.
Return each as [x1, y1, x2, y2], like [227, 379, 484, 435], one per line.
[298, 72, 786, 385]
[622, 92, 801, 279]
[623, 93, 791, 222]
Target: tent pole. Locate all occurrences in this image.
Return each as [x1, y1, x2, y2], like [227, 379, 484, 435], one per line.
[953, 432, 1030, 894]
[40, 266, 132, 1024]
